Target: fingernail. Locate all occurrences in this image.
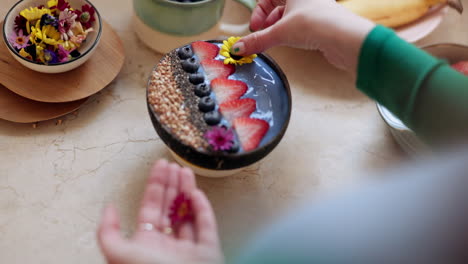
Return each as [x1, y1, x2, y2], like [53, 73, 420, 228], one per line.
[231, 42, 245, 55]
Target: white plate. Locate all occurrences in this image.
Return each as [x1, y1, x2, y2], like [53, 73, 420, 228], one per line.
[396, 6, 448, 43]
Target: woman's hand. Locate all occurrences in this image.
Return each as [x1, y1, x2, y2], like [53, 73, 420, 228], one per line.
[97, 160, 224, 264]
[233, 0, 375, 72]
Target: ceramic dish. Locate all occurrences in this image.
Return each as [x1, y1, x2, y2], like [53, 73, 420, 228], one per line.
[147, 40, 291, 177]
[2, 0, 102, 74]
[377, 43, 468, 154]
[0, 83, 87, 123]
[376, 103, 429, 155]
[396, 6, 448, 43]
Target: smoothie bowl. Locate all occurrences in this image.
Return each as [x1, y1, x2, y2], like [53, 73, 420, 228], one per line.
[2, 0, 102, 73]
[147, 38, 291, 177]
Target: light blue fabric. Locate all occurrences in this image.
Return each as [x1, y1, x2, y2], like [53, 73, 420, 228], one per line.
[234, 151, 468, 263]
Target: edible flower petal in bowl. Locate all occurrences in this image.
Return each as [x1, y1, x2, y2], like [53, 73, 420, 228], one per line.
[2, 0, 102, 73]
[220, 36, 257, 65]
[8, 29, 30, 49]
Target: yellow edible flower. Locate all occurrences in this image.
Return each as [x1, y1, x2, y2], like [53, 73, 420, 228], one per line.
[68, 22, 93, 45]
[29, 21, 63, 48]
[29, 20, 42, 45]
[20, 7, 51, 21]
[42, 25, 62, 46]
[19, 48, 33, 60]
[36, 45, 45, 63]
[220, 36, 257, 65]
[62, 40, 78, 51]
[71, 22, 85, 36]
[47, 0, 58, 8]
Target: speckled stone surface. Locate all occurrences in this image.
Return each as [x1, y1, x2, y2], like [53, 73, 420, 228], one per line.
[1, 0, 467, 263]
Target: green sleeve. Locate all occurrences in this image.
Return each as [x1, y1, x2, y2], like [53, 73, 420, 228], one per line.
[357, 25, 468, 145]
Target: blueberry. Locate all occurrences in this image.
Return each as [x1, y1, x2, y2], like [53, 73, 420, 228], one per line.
[177, 45, 193, 60]
[181, 57, 199, 73]
[228, 140, 240, 153]
[194, 83, 211, 97]
[198, 96, 215, 112]
[204, 111, 222, 125]
[189, 73, 204, 85]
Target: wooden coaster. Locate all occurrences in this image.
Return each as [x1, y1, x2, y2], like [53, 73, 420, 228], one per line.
[0, 20, 125, 103]
[0, 84, 87, 123]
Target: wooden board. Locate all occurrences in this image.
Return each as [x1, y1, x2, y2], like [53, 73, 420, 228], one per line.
[0, 84, 87, 123]
[0, 20, 125, 103]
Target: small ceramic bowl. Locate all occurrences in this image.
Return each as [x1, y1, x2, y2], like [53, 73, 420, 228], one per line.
[377, 43, 468, 154]
[377, 103, 429, 155]
[147, 40, 292, 177]
[2, 0, 102, 74]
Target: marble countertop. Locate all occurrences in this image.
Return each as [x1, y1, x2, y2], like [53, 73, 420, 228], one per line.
[1, 0, 467, 263]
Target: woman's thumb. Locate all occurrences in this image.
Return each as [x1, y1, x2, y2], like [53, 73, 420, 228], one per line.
[231, 25, 282, 56]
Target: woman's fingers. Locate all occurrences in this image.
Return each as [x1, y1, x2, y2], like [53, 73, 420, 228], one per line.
[177, 167, 197, 241]
[250, 0, 286, 31]
[160, 163, 181, 228]
[179, 167, 197, 194]
[97, 205, 130, 262]
[177, 223, 196, 241]
[191, 189, 220, 246]
[263, 5, 285, 29]
[232, 23, 283, 56]
[137, 160, 198, 241]
[137, 159, 169, 230]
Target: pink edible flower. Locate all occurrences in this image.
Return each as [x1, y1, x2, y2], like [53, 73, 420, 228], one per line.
[57, 44, 71, 62]
[204, 126, 235, 151]
[74, 4, 96, 29]
[169, 193, 195, 231]
[58, 9, 77, 40]
[8, 30, 30, 50]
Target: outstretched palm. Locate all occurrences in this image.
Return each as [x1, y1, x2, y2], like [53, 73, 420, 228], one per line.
[97, 160, 224, 264]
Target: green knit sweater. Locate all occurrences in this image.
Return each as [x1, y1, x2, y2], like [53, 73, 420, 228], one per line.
[357, 25, 468, 145]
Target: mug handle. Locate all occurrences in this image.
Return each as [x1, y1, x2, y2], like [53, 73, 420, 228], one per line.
[234, 0, 256, 11]
[217, 0, 256, 36]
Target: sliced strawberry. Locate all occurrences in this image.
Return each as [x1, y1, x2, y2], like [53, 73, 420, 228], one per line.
[201, 60, 235, 81]
[192, 41, 219, 61]
[219, 98, 256, 122]
[233, 117, 269, 152]
[452, 61, 468, 76]
[211, 78, 247, 104]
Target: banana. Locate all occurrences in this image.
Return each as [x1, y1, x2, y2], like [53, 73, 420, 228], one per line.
[338, 0, 463, 28]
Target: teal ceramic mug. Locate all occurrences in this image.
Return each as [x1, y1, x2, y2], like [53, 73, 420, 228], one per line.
[133, 0, 256, 53]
